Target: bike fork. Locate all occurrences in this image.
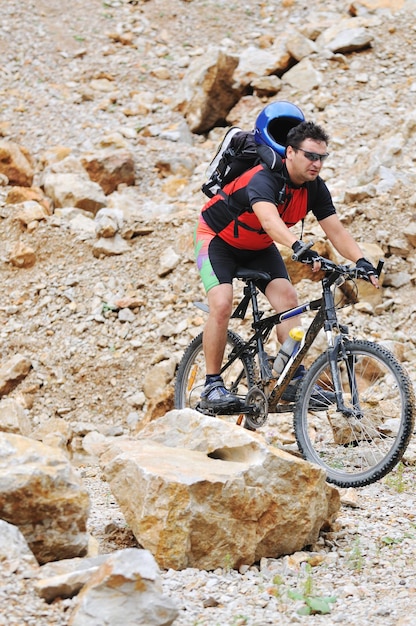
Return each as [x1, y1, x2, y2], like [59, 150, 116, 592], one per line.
[328, 338, 362, 418]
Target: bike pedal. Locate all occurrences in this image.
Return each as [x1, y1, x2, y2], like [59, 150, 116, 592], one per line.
[195, 405, 216, 417]
[196, 403, 242, 416]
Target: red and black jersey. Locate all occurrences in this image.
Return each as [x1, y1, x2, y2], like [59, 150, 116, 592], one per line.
[201, 162, 336, 250]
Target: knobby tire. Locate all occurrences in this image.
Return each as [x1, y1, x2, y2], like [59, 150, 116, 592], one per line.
[294, 339, 415, 487]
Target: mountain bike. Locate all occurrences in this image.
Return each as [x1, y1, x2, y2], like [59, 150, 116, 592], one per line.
[174, 251, 415, 488]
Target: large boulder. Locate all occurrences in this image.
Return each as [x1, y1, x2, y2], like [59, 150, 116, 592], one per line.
[0, 140, 34, 186]
[42, 172, 107, 215]
[81, 149, 135, 195]
[0, 432, 90, 564]
[68, 549, 178, 626]
[0, 354, 32, 397]
[174, 47, 242, 133]
[98, 410, 340, 570]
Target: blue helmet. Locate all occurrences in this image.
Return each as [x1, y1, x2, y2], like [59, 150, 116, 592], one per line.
[254, 101, 305, 156]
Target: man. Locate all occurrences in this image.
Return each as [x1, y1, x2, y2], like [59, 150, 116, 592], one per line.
[195, 102, 379, 411]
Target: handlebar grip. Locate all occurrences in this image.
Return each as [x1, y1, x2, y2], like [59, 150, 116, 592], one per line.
[376, 259, 384, 277]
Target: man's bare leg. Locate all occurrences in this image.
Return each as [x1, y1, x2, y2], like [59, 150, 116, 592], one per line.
[203, 283, 233, 374]
[265, 277, 301, 343]
[200, 283, 242, 409]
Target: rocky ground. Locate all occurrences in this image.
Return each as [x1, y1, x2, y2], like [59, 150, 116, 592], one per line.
[1, 0, 416, 624]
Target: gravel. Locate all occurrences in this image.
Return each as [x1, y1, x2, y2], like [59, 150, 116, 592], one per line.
[1, 1, 416, 624]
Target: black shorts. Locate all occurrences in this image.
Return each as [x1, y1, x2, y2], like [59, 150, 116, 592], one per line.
[195, 220, 289, 293]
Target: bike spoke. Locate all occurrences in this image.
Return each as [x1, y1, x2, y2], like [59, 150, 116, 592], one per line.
[294, 340, 415, 487]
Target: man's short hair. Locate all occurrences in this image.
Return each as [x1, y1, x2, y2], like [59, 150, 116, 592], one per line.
[286, 121, 329, 149]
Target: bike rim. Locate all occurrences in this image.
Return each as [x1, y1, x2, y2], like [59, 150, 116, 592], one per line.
[295, 342, 414, 488]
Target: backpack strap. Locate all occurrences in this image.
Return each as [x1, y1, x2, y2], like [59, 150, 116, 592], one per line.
[217, 189, 266, 237]
[219, 163, 288, 238]
[256, 144, 283, 172]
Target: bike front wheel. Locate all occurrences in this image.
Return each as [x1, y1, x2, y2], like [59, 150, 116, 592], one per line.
[294, 339, 415, 488]
[174, 330, 255, 412]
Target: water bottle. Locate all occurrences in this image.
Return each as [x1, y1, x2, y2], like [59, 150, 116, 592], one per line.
[273, 326, 305, 375]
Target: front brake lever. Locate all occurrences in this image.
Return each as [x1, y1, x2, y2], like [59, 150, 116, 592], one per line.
[291, 241, 315, 262]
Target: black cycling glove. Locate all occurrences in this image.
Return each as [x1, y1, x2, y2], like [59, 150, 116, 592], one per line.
[356, 257, 377, 279]
[291, 240, 320, 264]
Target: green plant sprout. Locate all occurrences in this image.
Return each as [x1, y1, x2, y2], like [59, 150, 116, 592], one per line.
[347, 537, 365, 572]
[223, 552, 233, 572]
[287, 563, 337, 615]
[380, 531, 415, 547]
[384, 462, 410, 493]
[102, 301, 117, 313]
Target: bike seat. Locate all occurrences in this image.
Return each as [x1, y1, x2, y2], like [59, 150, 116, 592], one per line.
[235, 268, 271, 282]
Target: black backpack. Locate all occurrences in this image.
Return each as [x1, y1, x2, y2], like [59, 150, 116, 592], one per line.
[201, 127, 284, 198]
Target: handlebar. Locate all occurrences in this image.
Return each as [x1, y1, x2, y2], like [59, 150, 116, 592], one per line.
[291, 240, 384, 283]
[300, 255, 384, 282]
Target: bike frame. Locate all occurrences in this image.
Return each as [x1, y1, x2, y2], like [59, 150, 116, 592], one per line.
[222, 269, 352, 413]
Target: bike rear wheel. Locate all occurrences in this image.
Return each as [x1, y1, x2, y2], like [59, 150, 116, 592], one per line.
[294, 339, 415, 488]
[174, 330, 255, 412]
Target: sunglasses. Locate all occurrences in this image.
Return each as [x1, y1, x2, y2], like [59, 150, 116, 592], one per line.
[296, 147, 329, 162]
